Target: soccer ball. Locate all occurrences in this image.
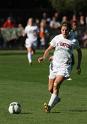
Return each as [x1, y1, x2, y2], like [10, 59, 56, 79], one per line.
[8, 102, 21, 114]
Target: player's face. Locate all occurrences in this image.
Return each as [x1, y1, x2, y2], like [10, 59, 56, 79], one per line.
[28, 18, 33, 26]
[61, 26, 69, 38]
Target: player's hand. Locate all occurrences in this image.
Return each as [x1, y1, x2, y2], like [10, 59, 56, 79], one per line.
[49, 56, 53, 61]
[38, 57, 44, 63]
[76, 67, 81, 75]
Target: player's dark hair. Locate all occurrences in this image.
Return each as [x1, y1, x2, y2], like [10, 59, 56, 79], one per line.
[61, 21, 71, 31]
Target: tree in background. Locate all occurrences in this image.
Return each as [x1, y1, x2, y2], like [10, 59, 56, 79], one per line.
[48, 0, 87, 14]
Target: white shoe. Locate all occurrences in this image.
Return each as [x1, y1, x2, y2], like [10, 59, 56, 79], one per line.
[67, 77, 72, 80]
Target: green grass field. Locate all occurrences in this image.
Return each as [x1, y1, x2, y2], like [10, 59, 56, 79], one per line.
[0, 49, 87, 124]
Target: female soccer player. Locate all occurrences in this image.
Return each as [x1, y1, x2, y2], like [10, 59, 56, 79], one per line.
[24, 18, 39, 64]
[38, 22, 82, 112]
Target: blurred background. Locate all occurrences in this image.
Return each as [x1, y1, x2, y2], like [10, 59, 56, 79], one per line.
[0, 0, 87, 49]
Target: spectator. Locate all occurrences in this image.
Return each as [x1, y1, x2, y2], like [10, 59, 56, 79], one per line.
[70, 14, 77, 25]
[61, 15, 68, 23]
[39, 20, 50, 49]
[50, 16, 60, 29]
[82, 31, 87, 47]
[2, 17, 15, 28]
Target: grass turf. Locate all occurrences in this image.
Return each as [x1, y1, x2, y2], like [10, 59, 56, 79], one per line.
[0, 49, 87, 124]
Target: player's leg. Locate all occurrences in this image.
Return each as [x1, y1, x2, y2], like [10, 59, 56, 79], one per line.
[31, 46, 35, 55]
[32, 40, 37, 54]
[44, 75, 64, 113]
[27, 47, 32, 64]
[48, 75, 64, 111]
[67, 54, 74, 80]
[44, 79, 54, 112]
[25, 39, 33, 64]
[48, 79, 55, 94]
[44, 63, 64, 112]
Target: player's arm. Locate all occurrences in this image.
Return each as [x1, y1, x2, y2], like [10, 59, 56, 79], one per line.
[22, 30, 27, 37]
[22, 27, 27, 37]
[38, 45, 54, 63]
[76, 48, 82, 74]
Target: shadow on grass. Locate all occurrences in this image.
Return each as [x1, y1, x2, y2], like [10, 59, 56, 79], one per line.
[51, 109, 87, 114]
[68, 109, 87, 113]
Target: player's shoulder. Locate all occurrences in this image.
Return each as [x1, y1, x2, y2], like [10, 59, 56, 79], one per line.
[25, 25, 30, 29]
[50, 34, 62, 44]
[53, 34, 62, 39]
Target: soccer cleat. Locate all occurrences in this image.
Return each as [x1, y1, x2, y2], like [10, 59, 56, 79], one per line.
[44, 102, 51, 113]
[67, 77, 72, 80]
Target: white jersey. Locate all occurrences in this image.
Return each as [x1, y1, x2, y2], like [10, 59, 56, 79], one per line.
[24, 25, 38, 42]
[50, 34, 80, 67]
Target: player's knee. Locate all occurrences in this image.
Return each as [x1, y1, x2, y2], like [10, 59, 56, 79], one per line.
[53, 83, 60, 94]
[48, 87, 53, 93]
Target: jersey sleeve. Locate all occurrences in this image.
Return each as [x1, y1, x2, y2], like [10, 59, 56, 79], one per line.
[50, 36, 57, 47]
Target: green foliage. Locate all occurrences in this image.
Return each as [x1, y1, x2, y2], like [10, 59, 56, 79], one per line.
[49, 0, 87, 13]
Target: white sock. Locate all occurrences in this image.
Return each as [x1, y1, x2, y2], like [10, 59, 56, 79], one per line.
[28, 52, 32, 63]
[48, 93, 57, 107]
[51, 96, 60, 108]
